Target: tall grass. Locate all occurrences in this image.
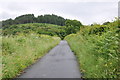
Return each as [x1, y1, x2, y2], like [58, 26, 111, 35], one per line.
[0, 36, 2, 79]
[65, 20, 119, 78]
[2, 34, 60, 78]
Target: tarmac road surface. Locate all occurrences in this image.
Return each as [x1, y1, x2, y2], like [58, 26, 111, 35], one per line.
[18, 40, 81, 78]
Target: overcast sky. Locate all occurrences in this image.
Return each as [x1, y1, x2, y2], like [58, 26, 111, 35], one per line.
[0, 0, 119, 25]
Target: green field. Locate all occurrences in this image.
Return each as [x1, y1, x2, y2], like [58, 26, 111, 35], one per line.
[65, 20, 119, 78]
[2, 34, 60, 78]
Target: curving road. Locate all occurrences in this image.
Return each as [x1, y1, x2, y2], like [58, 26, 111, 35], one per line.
[18, 40, 81, 78]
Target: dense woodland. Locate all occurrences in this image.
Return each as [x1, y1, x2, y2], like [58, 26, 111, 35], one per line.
[2, 14, 66, 26]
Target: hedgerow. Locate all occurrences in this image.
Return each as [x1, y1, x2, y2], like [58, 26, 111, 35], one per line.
[65, 19, 119, 78]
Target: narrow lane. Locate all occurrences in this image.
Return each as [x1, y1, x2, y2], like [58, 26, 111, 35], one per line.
[19, 40, 81, 78]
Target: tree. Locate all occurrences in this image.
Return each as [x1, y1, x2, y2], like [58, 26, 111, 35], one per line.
[103, 21, 110, 25]
[2, 18, 14, 26]
[37, 14, 66, 26]
[14, 14, 36, 24]
[65, 19, 82, 34]
[2, 14, 66, 26]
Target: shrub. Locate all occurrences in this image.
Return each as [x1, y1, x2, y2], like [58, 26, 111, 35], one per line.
[65, 20, 119, 78]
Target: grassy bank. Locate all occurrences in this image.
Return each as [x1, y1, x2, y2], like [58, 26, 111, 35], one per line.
[0, 36, 2, 79]
[65, 20, 119, 78]
[2, 34, 60, 78]
[3, 23, 66, 39]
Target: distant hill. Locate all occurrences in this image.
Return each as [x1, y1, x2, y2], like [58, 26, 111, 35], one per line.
[2, 14, 66, 26]
[2, 14, 83, 40]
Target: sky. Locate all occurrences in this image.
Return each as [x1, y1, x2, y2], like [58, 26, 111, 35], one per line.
[0, 0, 119, 25]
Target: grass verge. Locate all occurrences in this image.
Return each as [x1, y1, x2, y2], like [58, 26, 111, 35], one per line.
[2, 34, 60, 78]
[65, 20, 119, 78]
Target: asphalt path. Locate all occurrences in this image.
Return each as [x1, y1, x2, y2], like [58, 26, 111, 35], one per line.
[18, 40, 81, 78]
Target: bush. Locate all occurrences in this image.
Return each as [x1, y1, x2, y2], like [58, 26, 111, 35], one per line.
[2, 23, 66, 40]
[65, 20, 119, 78]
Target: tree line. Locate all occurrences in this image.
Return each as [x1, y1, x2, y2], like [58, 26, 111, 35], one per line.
[2, 14, 83, 39]
[2, 14, 66, 26]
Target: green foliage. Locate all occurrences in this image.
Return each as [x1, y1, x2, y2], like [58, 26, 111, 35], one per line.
[2, 19, 14, 26]
[2, 15, 84, 40]
[103, 21, 110, 25]
[14, 14, 36, 24]
[2, 14, 66, 26]
[37, 14, 65, 26]
[2, 23, 66, 40]
[65, 20, 119, 78]
[65, 19, 82, 34]
[0, 36, 1, 79]
[2, 34, 60, 78]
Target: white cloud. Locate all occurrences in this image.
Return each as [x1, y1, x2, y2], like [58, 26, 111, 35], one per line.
[0, 0, 119, 3]
[0, 1, 118, 25]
